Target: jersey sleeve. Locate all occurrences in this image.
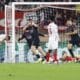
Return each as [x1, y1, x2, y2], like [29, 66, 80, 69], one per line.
[52, 25, 58, 34]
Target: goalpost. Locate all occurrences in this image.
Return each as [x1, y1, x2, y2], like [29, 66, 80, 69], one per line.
[12, 2, 80, 63]
[5, 5, 16, 63]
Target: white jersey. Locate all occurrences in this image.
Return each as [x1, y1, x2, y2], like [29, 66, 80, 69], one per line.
[48, 22, 59, 41]
[47, 22, 59, 49]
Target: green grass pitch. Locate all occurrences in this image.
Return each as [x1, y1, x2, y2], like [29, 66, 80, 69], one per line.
[0, 63, 80, 80]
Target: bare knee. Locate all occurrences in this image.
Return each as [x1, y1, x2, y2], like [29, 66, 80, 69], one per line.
[31, 46, 36, 54]
[67, 43, 72, 49]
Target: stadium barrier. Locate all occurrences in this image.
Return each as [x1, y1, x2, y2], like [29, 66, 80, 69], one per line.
[0, 42, 80, 63]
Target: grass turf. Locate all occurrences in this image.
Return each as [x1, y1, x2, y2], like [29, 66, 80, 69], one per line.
[0, 63, 80, 80]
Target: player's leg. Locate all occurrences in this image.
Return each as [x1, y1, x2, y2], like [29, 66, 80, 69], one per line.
[37, 46, 46, 57]
[73, 39, 80, 62]
[46, 49, 58, 63]
[46, 50, 51, 62]
[37, 46, 47, 63]
[52, 49, 58, 62]
[68, 41, 75, 58]
[31, 45, 43, 63]
[75, 38, 80, 47]
[51, 40, 59, 63]
[31, 45, 41, 59]
[31, 41, 46, 63]
[18, 33, 25, 42]
[46, 39, 53, 63]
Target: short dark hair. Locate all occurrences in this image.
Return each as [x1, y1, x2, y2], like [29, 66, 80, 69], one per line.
[49, 16, 55, 21]
[28, 18, 32, 21]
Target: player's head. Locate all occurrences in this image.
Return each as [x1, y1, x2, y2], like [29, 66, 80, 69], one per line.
[66, 18, 72, 26]
[28, 18, 34, 26]
[29, 18, 32, 21]
[28, 19, 37, 27]
[6, 36, 10, 41]
[49, 16, 55, 22]
[29, 18, 33, 23]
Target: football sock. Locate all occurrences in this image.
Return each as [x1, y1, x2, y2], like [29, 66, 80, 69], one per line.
[68, 49, 75, 58]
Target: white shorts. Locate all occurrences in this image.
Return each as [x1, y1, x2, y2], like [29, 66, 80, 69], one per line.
[48, 37, 58, 50]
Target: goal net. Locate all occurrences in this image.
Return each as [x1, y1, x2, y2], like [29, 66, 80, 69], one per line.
[12, 3, 80, 62]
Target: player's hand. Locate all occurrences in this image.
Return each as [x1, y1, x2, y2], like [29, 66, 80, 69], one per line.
[25, 30, 29, 32]
[65, 33, 69, 36]
[18, 38, 21, 42]
[44, 34, 48, 37]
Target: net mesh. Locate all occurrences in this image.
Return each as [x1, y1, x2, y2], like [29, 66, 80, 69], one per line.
[11, 4, 80, 63]
[15, 5, 79, 48]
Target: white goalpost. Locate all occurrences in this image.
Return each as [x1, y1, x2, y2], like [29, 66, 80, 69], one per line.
[5, 5, 16, 63]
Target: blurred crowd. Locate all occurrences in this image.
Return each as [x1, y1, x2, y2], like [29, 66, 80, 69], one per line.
[54, 9, 77, 26]
[0, 0, 80, 11]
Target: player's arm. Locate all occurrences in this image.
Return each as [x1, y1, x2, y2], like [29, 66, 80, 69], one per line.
[23, 23, 30, 32]
[39, 32, 46, 37]
[32, 22, 38, 27]
[65, 30, 77, 35]
[0, 34, 6, 42]
[18, 33, 25, 42]
[0, 39, 5, 43]
[23, 25, 28, 32]
[39, 31, 48, 37]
